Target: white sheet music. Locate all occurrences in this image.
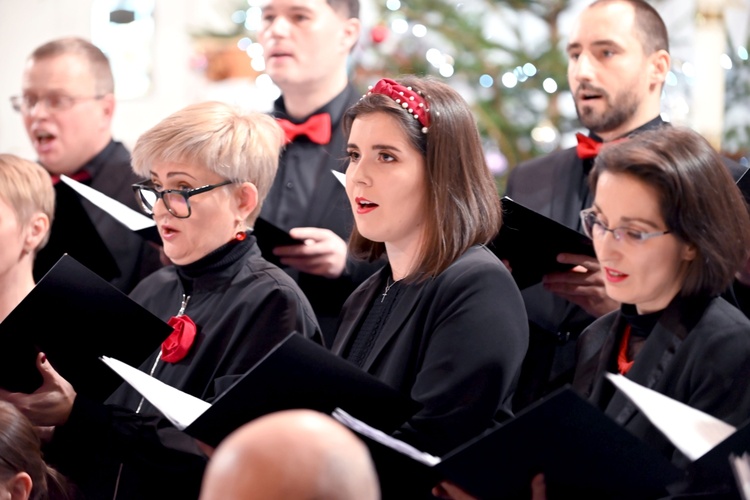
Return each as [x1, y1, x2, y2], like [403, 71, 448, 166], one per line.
[332, 408, 441, 466]
[331, 170, 346, 187]
[60, 175, 156, 231]
[606, 373, 736, 461]
[100, 356, 210, 429]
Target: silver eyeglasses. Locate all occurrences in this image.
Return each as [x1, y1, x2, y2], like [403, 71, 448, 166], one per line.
[580, 208, 671, 244]
[132, 181, 234, 219]
[10, 93, 104, 114]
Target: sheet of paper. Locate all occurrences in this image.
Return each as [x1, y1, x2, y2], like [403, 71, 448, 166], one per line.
[61, 175, 156, 231]
[332, 407, 441, 466]
[100, 356, 211, 429]
[606, 373, 736, 461]
[331, 169, 346, 187]
[731, 452, 750, 500]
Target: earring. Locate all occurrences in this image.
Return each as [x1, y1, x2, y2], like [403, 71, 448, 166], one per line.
[235, 231, 247, 241]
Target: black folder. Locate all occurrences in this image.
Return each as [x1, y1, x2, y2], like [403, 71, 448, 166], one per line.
[251, 218, 304, 267]
[34, 181, 121, 282]
[184, 332, 419, 448]
[59, 176, 162, 245]
[490, 197, 596, 290]
[351, 387, 682, 500]
[0, 255, 171, 401]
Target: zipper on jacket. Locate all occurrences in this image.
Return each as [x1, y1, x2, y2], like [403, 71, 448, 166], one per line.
[112, 293, 191, 500]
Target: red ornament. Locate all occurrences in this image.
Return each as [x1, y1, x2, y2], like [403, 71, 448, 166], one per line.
[160, 315, 198, 363]
[370, 25, 389, 44]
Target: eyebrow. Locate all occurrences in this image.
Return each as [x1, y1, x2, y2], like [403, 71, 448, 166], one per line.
[592, 204, 662, 229]
[149, 171, 199, 181]
[567, 39, 623, 53]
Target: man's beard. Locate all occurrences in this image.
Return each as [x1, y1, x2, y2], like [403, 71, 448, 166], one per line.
[575, 86, 640, 135]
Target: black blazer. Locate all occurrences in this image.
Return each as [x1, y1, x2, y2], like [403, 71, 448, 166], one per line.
[332, 246, 529, 456]
[573, 295, 750, 466]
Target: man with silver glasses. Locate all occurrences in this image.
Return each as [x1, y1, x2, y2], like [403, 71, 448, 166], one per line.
[11, 37, 160, 292]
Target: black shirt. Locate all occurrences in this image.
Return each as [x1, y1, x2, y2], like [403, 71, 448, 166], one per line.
[263, 85, 356, 231]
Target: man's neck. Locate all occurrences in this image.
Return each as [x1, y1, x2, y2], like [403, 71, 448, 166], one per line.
[595, 113, 662, 143]
[280, 74, 349, 120]
[46, 135, 113, 176]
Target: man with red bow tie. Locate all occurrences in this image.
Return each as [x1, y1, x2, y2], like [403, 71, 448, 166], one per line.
[258, 0, 382, 345]
[507, 0, 746, 411]
[14, 38, 161, 293]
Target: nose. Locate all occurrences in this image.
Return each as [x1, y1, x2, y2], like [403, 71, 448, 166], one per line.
[265, 15, 291, 39]
[593, 227, 621, 263]
[570, 52, 594, 84]
[27, 99, 51, 119]
[151, 195, 170, 218]
[345, 157, 371, 191]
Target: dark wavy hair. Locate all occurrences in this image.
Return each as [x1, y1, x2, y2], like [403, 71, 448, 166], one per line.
[342, 75, 502, 282]
[590, 126, 750, 297]
[0, 402, 71, 500]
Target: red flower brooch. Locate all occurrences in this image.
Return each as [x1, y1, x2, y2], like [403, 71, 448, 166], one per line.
[160, 315, 197, 363]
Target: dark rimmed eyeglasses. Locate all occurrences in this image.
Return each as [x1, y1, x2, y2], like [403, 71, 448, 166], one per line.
[10, 94, 105, 114]
[132, 180, 234, 219]
[580, 208, 671, 244]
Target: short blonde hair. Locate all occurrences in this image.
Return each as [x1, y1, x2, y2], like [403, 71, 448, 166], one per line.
[131, 101, 284, 224]
[0, 154, 55, 250]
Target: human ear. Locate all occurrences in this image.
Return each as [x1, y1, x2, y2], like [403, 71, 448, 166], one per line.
[98, 93, 116, 127]
[23, 212, 50, 255]
[340, 17, 361, 53]
[682, 242, 697, 262]
[647, 49, 670, 89]
[7, 472, 33, 500]
[236, 182, 259, 221]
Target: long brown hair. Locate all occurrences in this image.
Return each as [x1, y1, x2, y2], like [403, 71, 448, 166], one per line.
[343, 75, 502, 281]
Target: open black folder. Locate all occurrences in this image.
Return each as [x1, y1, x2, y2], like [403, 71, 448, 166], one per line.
[251, 218, 304, 267]
[337, 387, 682, 500]
[0, 255, 171, 401]
[490, 197, 596, 290]
[34, 181, 121, 282]
[103, 332, 419, 449]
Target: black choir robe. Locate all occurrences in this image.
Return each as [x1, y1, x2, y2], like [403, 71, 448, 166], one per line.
[45, 236, 322, 500]
[332, 245, 529, 457]
[573, 295, 750, 473]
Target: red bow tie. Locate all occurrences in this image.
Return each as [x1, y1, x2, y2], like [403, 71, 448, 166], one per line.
[277, 113, 332, 145]
[50, 169, 92, 186]
[576, 133, 629, 160]
[575, 133, 604, 159]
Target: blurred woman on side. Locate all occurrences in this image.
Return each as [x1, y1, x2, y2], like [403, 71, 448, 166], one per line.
[0, 154, 54, 322]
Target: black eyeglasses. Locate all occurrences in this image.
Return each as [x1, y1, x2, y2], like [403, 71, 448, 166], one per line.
[10, 93, 105, 114]
[132, 180, 234, 219]
[580, 208, 671, 244]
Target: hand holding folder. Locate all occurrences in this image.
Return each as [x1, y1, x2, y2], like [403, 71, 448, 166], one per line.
[490, 197, 596, 290]
[0, 255, 171, 402]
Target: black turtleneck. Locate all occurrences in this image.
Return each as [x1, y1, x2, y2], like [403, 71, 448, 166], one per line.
[175, 231, 252, 294]
[619, 303, 664, 338]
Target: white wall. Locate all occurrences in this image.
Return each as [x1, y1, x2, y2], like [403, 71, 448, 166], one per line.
[0, 0, 197, 159]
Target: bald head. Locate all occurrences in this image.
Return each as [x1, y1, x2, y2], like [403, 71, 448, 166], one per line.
[200, 410, 380, 500]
